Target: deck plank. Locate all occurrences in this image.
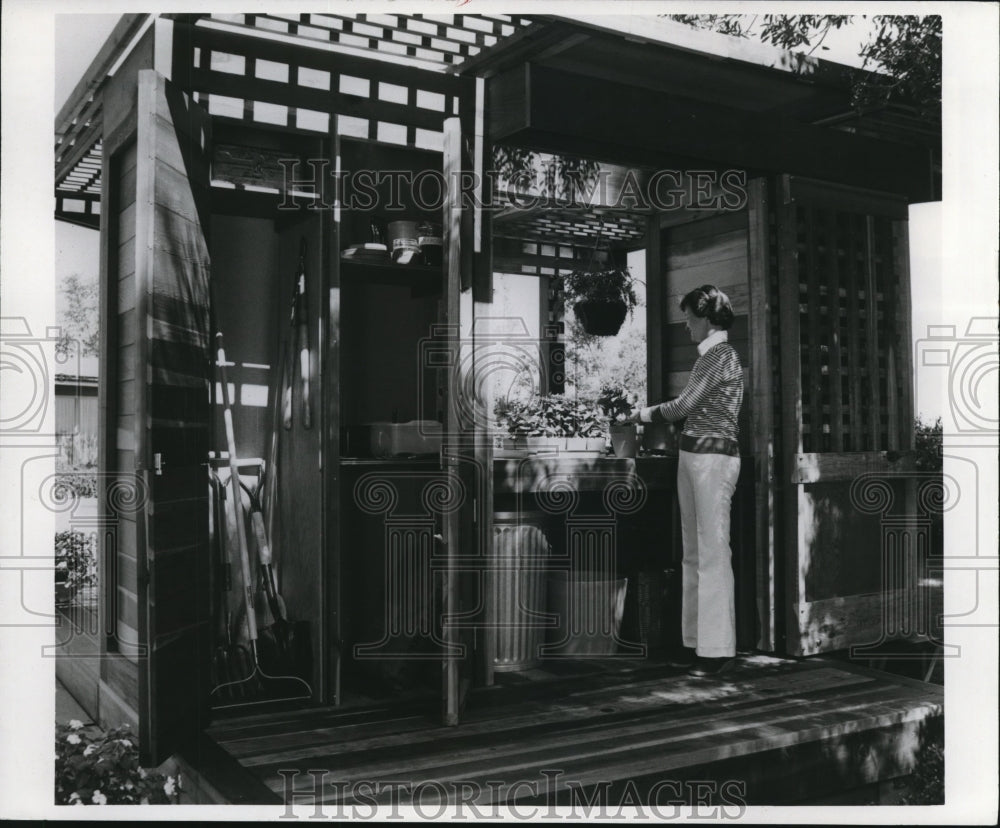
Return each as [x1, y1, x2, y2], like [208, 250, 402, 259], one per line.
[252, 685, 935, 797]
[207, 657, 942, 806]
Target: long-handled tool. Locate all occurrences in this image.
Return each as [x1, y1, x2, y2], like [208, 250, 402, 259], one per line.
[209, 332, 312, 708]
[282, 237, 311, 430]
[239, 474, 293, 660]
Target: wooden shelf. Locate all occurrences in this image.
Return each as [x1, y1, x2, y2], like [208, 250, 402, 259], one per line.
[339, 258, 442, 294]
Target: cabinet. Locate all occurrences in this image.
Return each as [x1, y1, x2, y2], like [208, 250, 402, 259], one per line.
[334, 140, 452, 700]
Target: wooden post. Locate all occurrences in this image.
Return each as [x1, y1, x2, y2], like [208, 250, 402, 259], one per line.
[645, 217, 663, 403]
[747, 178, 776, 652]
[777, 175, 805, 655]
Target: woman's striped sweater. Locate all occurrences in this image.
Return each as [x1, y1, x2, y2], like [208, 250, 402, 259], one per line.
[640, 332, 744, 454]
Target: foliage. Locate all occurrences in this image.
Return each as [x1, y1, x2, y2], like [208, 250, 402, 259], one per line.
[596, 382, 638, 424]
[559, 267, 639, 310]
[854, 16, 941, 117]
[667, 14, 941, 118]
[54, 471, 99, 499]
[492, 146, 602, 202]
[55, 720, 181, 805]
[55, 530, 98, 595]
[899, 729, 944, 805]
[493, 394, 606, 437]
[57, 432, 99, 472]
[913, 416, 943, 472]
[56, 273, 100, 358]
[563, 283, 647, 401]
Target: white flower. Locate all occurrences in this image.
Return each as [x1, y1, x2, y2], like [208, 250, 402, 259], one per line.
[163, 776, 176, 797]
[57, 561, 68, 569]
[92, 790, 107, 805]
[68, 719, 83, 730]
[83, 744, 97, 757]
[66, 733, 81, 745]
[68, 792, 80, 803]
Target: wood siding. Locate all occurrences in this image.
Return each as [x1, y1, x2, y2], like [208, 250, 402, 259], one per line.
[658, 211, 752, 457]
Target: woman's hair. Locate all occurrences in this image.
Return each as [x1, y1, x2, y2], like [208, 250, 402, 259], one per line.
[679, 284, 735, 330]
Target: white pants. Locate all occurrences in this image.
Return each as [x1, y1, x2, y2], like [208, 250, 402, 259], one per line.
[677, 450, 741, 657]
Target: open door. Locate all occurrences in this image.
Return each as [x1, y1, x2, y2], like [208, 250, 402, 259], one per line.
[133, 70, 213, 763]
[774, 175, 917, 656]
[440, 116, 481, 724]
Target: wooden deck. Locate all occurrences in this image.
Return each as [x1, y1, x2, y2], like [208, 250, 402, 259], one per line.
[200, 654, 942, 809]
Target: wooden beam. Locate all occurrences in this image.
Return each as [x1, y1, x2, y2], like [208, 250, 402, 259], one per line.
[451, 19, 582, 79]
[56, 14, 151, 136]
[489, 64, 933, 202]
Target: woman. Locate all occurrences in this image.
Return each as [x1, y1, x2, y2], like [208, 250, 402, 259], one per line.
[631, 285, 743, 677]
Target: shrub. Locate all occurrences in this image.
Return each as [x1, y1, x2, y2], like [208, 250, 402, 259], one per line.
[54, 530, 98, 597]
[913, 416, 943, 472]
[55, 721, 181, 805]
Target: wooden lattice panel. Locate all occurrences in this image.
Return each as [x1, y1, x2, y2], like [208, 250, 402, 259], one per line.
[494, 207, 648, 249]
[206, 12, 533, 68]
[187, 22, 470, 152]
[794, 206, 903, 454]
[56, 140, 103, 196]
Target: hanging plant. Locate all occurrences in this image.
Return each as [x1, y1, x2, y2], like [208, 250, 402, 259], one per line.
[556, 220, 639, 336]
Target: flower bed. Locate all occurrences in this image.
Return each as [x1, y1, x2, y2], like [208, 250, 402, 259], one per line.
[55, 720, 181, 805]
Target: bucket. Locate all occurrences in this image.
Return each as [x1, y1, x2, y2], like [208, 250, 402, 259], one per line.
[417, 221, 443, 266]
[387, 220, 420, 264]
[492, 511, 550, 671]
[545, 571, 628, 656]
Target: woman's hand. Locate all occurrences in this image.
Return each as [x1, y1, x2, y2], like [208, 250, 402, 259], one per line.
[626, 409, 643, 424]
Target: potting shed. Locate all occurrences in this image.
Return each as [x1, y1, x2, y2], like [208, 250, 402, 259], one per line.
[54, 12, 944, 805]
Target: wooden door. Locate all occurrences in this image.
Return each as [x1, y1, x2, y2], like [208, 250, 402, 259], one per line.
[774, 175, 916, 656]
[440, 116, 481, 724]
[134, 70, 214, 763]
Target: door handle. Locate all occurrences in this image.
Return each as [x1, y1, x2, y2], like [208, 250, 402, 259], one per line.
[154, 453, 164, 476]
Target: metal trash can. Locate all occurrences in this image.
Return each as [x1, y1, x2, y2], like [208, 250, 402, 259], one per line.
[546, 571, 628, 656]
[492, 511, 550, 671]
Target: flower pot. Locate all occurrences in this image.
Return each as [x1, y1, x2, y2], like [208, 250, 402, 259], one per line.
[563, 436, 606, 453]
[573, 300, 628, 336]
[501, 436, 561, 453]
[609, 423, 638, 458]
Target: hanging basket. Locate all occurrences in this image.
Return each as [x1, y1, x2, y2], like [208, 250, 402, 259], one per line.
[574, 299, 628, 336]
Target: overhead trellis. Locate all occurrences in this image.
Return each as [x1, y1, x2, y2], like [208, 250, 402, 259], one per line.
[55, 139, 103, 229]
[54, 13, 535, 206]
[493, 204, 648, 250]
[205, 12, 533, 68]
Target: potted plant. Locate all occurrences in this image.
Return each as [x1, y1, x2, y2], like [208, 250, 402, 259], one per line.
[560, 265, 639, 337]
[493, 394, 606, 452]
[597, 382, 639, 458]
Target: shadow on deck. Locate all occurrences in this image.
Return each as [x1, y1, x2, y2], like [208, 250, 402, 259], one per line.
[192, 654, 943, 810]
